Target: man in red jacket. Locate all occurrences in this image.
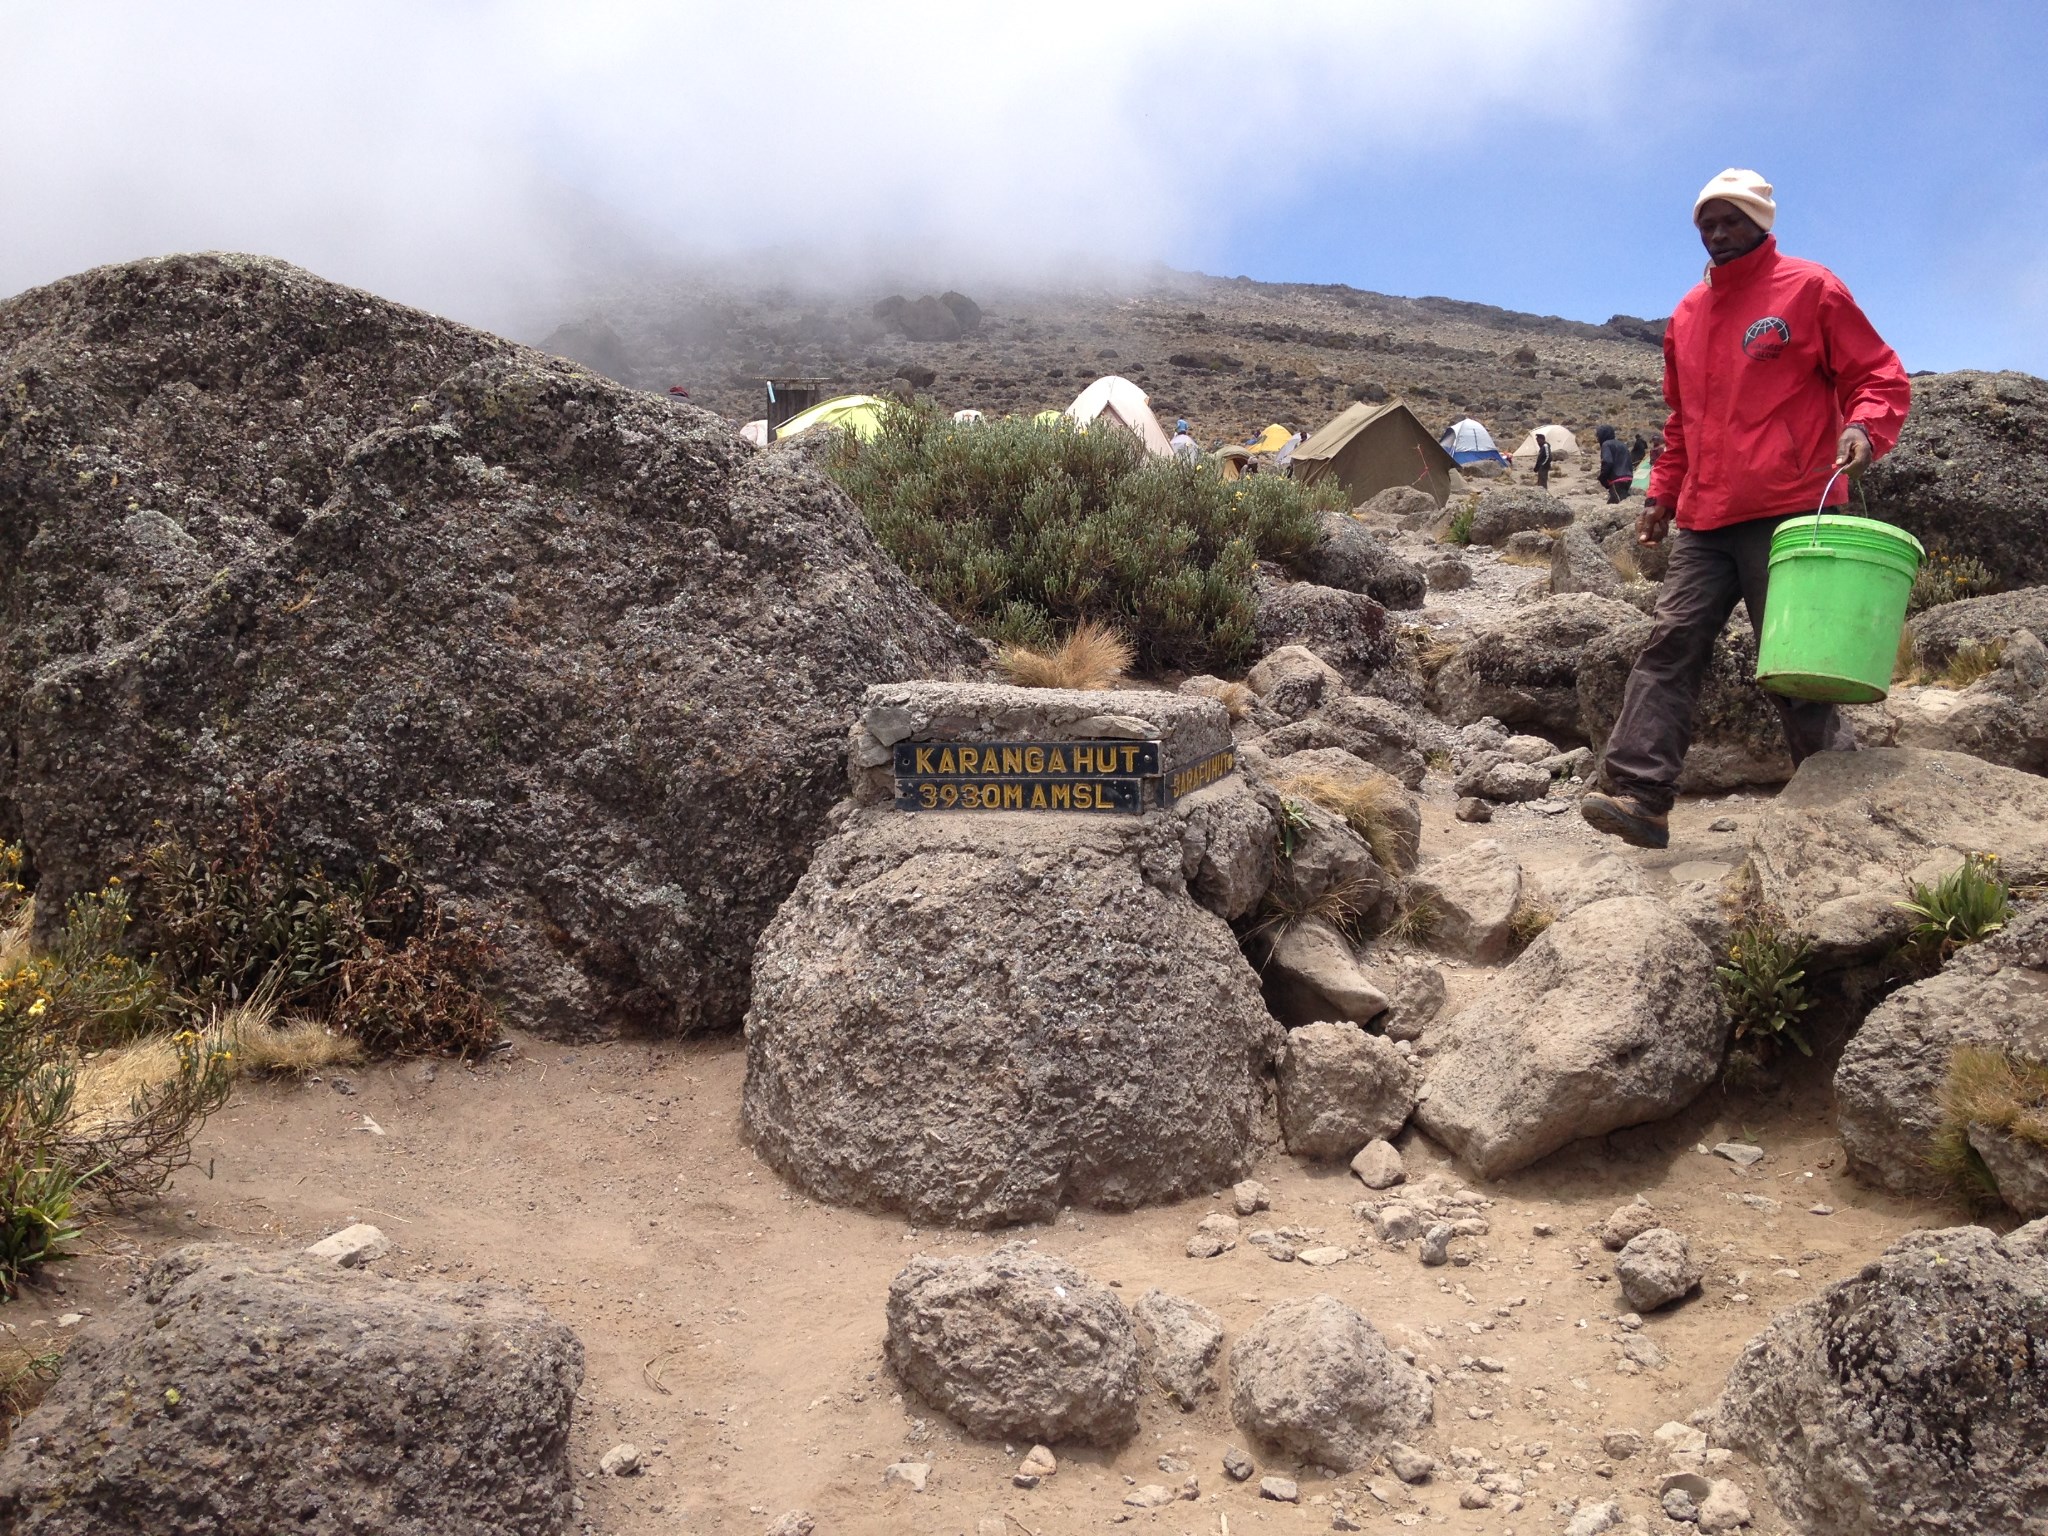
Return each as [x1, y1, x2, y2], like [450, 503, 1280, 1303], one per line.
[1581, 168, 1912, 849]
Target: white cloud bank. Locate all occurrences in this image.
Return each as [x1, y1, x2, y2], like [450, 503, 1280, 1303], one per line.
[0, 0, 1618, 326]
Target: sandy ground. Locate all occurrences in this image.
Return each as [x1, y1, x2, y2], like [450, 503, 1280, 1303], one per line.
[3, 481, 1961, 1534]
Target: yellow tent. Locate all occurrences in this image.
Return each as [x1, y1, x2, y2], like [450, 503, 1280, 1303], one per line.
[775, 394, 888, 443]
[1032, 409, 1067, 427]
[1248, 423, 1293, 454]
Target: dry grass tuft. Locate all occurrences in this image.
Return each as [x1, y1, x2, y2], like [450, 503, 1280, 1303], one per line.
[1938, 639, 2006, 688]
[1509, 898, 1558, 948]
[1212, 680, 1255, 720]
[1416, 642, 1462, 679]
[69, 993, 360, 1135]
[1385, 893, 1441, 946]
[999, 620, 1134, 691]
[1274, 768, 1414, 874]
[1932, 1044, 2048, 1206]
[1498, 549, 1554, 569]
[1253, 870, 1379, 943]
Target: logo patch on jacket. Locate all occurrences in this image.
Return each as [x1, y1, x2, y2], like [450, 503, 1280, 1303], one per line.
[1742, 316, 1791, 361]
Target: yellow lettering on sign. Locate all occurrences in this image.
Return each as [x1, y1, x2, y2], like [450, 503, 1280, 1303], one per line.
[1077, 783, 1097, 809]
[918, 783, 938, 808]
[1025, 746, 1045, 773]
[1051, 783, 1072, 809]
[964, 746, 984, 773]
[937, 748, 956, 774]
[1003, 783, 1023, 808]
[1121, 745, 1139, 772]
[1030, 783, 1047, 808]
[914, 747, 934, 774]
[1047, 748, 1067, 773]
[1001, 746, 1024, 774]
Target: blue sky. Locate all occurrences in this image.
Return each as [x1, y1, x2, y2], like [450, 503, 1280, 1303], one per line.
[3, 1, 2042, 375]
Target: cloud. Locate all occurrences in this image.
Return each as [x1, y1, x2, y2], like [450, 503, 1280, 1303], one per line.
[0, 0, 1615, 326]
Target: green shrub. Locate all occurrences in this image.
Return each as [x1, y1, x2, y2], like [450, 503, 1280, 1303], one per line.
[1897, 853, 2012, 971]
[1909, 549, 1995, 613]
[826, 404, 1335, 674]
[1717, 918, 1815, 1060]
[1445, 499, 1477, 546]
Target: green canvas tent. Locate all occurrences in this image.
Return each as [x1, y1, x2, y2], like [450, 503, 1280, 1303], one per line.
[1288, 400, 1458, 506]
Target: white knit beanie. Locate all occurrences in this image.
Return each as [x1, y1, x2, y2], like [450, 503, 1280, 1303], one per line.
[1693, 168, 1776, 232]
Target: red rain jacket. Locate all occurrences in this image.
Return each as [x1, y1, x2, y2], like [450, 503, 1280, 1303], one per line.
[1648, 236, 1910, 531]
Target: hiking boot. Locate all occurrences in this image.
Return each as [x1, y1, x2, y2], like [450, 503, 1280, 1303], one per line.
[1580, 791, 1669, 850]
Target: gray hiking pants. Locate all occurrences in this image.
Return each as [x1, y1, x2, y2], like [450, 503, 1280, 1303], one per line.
[1600, 514, 1856, 816]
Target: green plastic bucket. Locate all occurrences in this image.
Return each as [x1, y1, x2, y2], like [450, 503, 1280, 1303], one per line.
[1756, 512, 1924, 703]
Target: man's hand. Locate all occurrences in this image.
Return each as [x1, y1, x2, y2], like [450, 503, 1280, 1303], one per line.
[1637, 498, 1673, 546]
[1835, 423, 1874, 480]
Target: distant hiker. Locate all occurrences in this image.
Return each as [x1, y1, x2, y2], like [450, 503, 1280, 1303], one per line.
[1630, 432, 1649, 468]
[1533, 431, 1553, 490]
[1170, 418, 1200, 464]
[1581, 167, 1910, 851]
[1595, 425, 1633, 503]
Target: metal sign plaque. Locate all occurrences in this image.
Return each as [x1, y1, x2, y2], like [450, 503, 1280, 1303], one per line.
[893, 776, 1142, 814]
[892, 740, 1160, 779]
[1160, 747, 1238, 804]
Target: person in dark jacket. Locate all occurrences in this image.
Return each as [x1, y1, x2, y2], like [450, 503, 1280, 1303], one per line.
[1630, 432, 1650, 468]
[1596, 425, 1632, 503]
[1533, 431, 1553, 489]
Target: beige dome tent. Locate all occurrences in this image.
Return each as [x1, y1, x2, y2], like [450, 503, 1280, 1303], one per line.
[1510, 424, 1580, 462]
[1289, 399, 1458, 506]
[1065, 375, 1173, 457]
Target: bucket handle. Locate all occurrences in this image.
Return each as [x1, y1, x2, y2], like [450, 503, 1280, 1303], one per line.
[1803, 462, 1873, 544]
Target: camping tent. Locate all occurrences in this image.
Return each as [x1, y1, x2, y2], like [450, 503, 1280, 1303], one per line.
[1215, 444, 1256, 482]
[1439, 417, 1507, 466]
[1508, 424, 1581, 462]
[1066, 375, 1173, 456]
[774, 394, 888, 443]
[739, 419, 769, 447]
[1248, 423, 1294, 455]
[1289, 400, 1459, 506]
[952, 409, 984, 424]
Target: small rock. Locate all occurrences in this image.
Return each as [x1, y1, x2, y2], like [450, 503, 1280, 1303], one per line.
[1600, 1430, 1643, 1459]
[1332, 1516, 1364, 1532]
[330, 1076, 357, 1096]
[1532, 1221, 1555, 1236]
[1124, 1484, 1175, 1508]
[1654, 1421, 1709, 1455]
[883, 1462, 930, 1492]
[1185, 1232, 1231, 1259]
[1019, 1445, 1057, 1479]
[1615, 1227, 1704, 1312]
[1223, 1446, 1257, 1482]
[1197, 1212, 1240, 1237]
[1375, 1203, 1421, 1243]
[1566, 1499, 1624, 1536]
[303, 1223, 390, 1269]
[1697, 1478, 1752, 1533]
[1708, 816, 1738, 833]
[1233, 1179, 1272, 1215]
[1596, 1200, 1660, 1251]
[1615, 1312, 1644, 1331]
[1663, 1488, 1700, 1522]
[1297, 1246, 1350, 1267]
[1259, 1476, 1301, 1503]
[1427, 558, 1474, 591]
[1809, 1203, 1835, 1215]
[1712, 1141, 1764, 1167]
[1455, 796, 1494, 823]
[1180, 1476, 1200, 1501]
[1419, 1223, 1453, 1266]
[54, 1313, 83, 1329]
[1459, 1485, 1494, 1509]
[1263, 1240, 1298, 1263]
[1350, 1138, 1406, 1190]
[598, 1443, 642, 1477]
[1010, 1472, 1040, 1490]
[765, 1513, 815, 1536]
[1621, 1334, 1666, 1370]
[1156, 1454, 1189, 1475]
[1385, 1442, 1435, 1482]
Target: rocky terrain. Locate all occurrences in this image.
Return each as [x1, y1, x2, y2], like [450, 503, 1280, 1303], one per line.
[538, 266, 1674, 448]
[3, 256, 2047, 1536]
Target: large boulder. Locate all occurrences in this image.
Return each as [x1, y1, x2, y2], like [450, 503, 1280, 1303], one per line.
[1276, 1020, 1417, 1159]
[1716, 1224, 2048, 1536]
[1246, 645, 1346, 720]
[1404, 839, 1522, 963]
[1260, 917, 1391, 1028]
[1862, 370, 2048, 588]
[1131, 1290, 1225, 1411]
[1466, 486, 1574, 546]
[0, 1244, 582, 1536]
[1835, 903, 2048, 1210]
[1747, 748, 2048, 967]
[1416, 897, 1724, 1178]
[1228, 1295, 1433, 1472]
[1907, 586, 2048, 671]
[1878, 629, 2048, 773]
[1263, 746, 1421, 870]
[1298, 513, 1427, 610]
[1257, 695, 1442, 790]
[742, 806, 1282, 1227]
[885, 1246, 1141, 1446]
[1429, 594, 1642, 737]
[1356, 486, 1437, 524]
[1578, 616, 1796, 791]
[1254, 577, 1400, 687]
[1548, 524, 1625, 599]
[0, 254, 979, 1038]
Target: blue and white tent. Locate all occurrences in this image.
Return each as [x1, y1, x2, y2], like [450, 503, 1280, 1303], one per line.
[1439, 417, 1507, 466]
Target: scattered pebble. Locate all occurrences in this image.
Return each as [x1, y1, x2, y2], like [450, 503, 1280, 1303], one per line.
[1258, 1475, 1300, 1503]
[1460, 1484, 1494, 1509]
[1385, 1442, 1435, 1483]
[303, 1224, 389, 1269]
[1708, 816, 1738, 832]
[1232, 1179, 1271, 1215]
[1123, 1484, 1175, 1508]
[1419, 1223, 1453, 1266]
[1712, 1142, 1765, 1167]
[1809, 1204, 1835, 1215]
[1297, 1245, 1349, 1267]
[1222, 1447, 1256, 1482]
[882, 1462, 929, 1492]
[1456, 796, 1494, 823]
[598, 1444, 641, 1477]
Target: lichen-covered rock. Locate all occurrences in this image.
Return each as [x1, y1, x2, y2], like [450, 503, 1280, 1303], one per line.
[1299, 513, 1427, 610]
[0, 254, 979, 1038]
[1878, 629, 2048, 773]
[1614, 1228, 1703, 1311]
[1452, 752, 1550, 803]
[1257, 695, 1441, 790]
[1263, 746, 1421, 869]
[1549, 525, 1624, 599]
[1404, 839, 1522, 963]
[1716, 1224, 2048, 1536]
[1748, 748, 2048, 967]
[1467, 486, 1574, 547]
[1429, 595, 1642, 737]
[1246, 645, 1347, 721]
[1276, 1021, 1417, 1159]
[1907, 586, 2048, 671]
[1228, 1295, 1432, 1472]
[1862, 370, 2048, 588]
[1835, 903, 2048, 1209]
[0, 1244, 582, 1536]
[1416, 897, 1723, 1178]
[742, 808, 1282, 1226]
[1254, 578, 1399, 687]
[885, 1246, 1140, 1446]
